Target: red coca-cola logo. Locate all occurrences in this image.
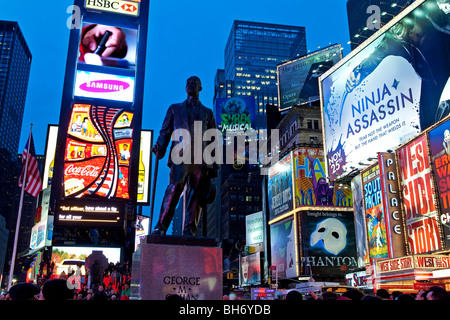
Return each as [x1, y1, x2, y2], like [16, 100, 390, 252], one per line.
[65, 164, 101, 177]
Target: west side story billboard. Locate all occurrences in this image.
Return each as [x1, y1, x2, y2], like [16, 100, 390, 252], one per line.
[51, 0, 149, 225]
[320, 0, 450, 181]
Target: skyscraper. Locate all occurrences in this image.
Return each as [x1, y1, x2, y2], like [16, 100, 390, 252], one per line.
[209, 20, 307, 245]
[347, 0, 412, 50]
[0, 21, 32, 160]
[0, 20, 32, 281]
[224, 21, 307, 128]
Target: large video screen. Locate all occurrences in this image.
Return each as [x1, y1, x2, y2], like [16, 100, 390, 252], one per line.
[278, 45, 341, 111]
[51, 246, 121, 276]
[63, 103, 134, 200]
[78, 22, 137, 69]
[320, 0, 450, 180]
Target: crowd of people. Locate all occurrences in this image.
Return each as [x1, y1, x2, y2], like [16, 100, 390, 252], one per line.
[1, 261, 132, 301]
[283, 287, 450, 301]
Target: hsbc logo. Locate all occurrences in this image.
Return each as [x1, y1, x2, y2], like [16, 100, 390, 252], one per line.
[85, 0, 139, 16]
[121, 3, 137, 12]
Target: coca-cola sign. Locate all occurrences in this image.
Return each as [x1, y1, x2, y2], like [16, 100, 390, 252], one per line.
[65, 164, 101, 177]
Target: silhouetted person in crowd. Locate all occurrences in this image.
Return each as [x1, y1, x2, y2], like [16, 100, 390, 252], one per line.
[8, 282, 40, 300]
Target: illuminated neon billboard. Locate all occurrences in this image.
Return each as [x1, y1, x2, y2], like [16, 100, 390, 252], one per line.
[51, 0, 149, 233]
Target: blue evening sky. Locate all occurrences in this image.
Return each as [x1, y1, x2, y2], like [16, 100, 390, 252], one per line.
[1, 0, 350, 223]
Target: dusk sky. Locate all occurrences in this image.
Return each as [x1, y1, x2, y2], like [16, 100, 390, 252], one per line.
[1, 0, 350, 222]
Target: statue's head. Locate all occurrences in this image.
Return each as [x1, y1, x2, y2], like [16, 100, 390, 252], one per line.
[186, 76, 202, 97]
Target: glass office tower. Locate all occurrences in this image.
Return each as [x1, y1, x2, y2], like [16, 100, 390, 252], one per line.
[224, 20, 307, 129]
[211, 21, 306, 243]
[0, 20, 32, 279]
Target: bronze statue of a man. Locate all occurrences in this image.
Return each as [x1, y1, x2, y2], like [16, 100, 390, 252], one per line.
[151, 76, 218, 236]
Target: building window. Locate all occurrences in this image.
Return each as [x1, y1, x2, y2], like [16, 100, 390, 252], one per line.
[314, 120, 319, 130]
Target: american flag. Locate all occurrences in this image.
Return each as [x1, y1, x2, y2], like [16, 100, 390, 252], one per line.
[18, 133, 42, 197]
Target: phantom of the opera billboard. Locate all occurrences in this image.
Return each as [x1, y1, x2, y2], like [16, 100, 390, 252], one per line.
[299, 210, 358, 276]
[278, 45, 342, 111]
[51, 0, 149, 221]
[320, 0, 450, 181]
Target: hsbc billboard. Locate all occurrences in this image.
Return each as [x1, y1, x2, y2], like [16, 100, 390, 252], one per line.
[85, 0, 140, 16]
[51, 0, 149, 239]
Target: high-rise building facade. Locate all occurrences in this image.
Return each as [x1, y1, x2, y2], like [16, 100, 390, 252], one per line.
[224, 20, 307, 128]
[0, 21, 32, 280]
[210, 21, 307, 245]
[347, 0, 412, 50]
[0, 21, 32, 161]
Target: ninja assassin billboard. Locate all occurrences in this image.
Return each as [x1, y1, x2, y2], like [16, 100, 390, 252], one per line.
[321, 0, 450, 181]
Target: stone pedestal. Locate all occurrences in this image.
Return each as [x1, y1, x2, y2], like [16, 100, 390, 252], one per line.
[131, 235, 223, 300]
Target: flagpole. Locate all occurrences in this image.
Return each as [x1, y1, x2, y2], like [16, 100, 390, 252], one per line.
[8, 124, 33, 291]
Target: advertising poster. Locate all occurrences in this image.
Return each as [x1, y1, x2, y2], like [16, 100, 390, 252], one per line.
[351, 174, 369, 267]
[293, 147, 352, 208]
[378, 152, 407, 258]
[135, 215, 149, 251]
[63, 103, 134, 200]
[278, 45, 342, 110]
[428, 116, 450, 248]
[268, 153, 293, 221]
[300, 210, 358, 276]
[270, 218, 297, 279]
[215, 97, 256, 135]
[361, 163, 389, 261]
[30, 188, 52, 250]
[321, 0, 450, 180]
[240, 252, 262, 287]
[74, 71, 135, 102]
[137, 130, 152, 204]
[78, 22, 137, 69]
[42, 125, 58, 189]
[245, 211, 264, 246]
[397, 134, 442, 254]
